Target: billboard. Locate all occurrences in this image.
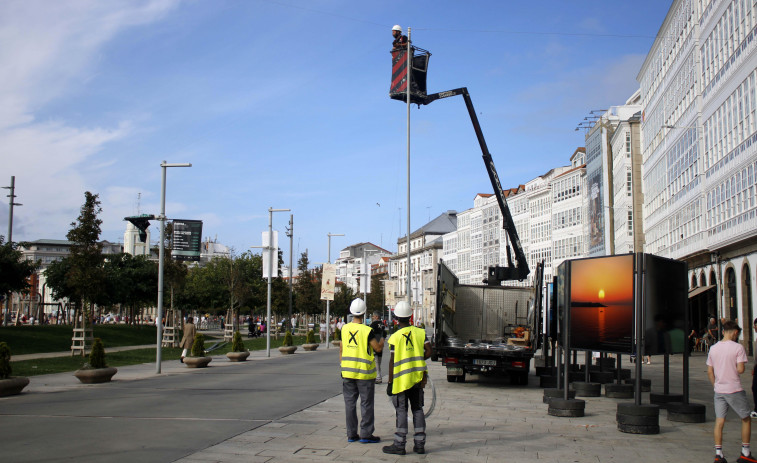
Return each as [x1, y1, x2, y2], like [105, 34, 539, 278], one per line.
[321, 263, 336, 301]
[568, 254, 635, 354]
[172, 220, 202, 261]
[643, 254, 688, 355]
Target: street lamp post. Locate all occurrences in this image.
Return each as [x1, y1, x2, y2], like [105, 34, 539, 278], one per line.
[362, 249, 379, 320]
[156, 161, 192, 374]
[326, 232, 344, 348]
[2, 176, 22, 327]
[286, 215, 294, 331]
[266, 208, 290, 357]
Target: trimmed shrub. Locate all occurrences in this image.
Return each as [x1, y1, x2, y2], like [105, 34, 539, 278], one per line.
[191, 333, 205, 357]
[0, 342, 11, 379]
[283, 330, 293, 347]
[306, 330, 315, 344]
[231, 331, 245, 352]
[89, 338, 107, 369]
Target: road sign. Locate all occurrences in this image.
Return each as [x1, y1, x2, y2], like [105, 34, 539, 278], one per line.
[172, 220, 202, 261]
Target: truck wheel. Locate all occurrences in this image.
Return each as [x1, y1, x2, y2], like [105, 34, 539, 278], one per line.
[456, 372, 466, 383]
[447, 375, 456, 383]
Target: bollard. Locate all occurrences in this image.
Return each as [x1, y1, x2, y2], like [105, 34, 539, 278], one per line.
[571, 381, 601, 397]
[548, 398, 586, 417]
[543, 388, 575, 404]
[666, 402, 706, 423]
[617, 403, 660, 434]
[604, 383, 634, 399]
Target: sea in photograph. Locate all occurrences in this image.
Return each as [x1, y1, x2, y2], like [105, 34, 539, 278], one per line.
[570, 304, 633, 353]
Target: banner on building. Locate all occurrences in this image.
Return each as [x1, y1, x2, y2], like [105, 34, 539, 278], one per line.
[360, 260, 372, 294]
[262, 231, 279, 279]
[172, 220, 203, 261]
[384, 280, 395, 306]
[321, 263, 336, 301]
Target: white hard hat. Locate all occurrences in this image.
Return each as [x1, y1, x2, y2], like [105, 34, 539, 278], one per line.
[350, 298, 367, 316]
[392, 25, 402, 32]
[394, 301, 412, 318]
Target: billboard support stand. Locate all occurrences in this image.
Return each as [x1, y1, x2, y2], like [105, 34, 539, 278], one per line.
[634, 252, 643, 406]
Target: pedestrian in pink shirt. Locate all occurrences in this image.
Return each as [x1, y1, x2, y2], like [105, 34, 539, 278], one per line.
[707, 320, 756, 463]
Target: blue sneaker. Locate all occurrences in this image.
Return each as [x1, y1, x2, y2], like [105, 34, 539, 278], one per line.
[347, 435, 359, 443]
[360, 435, 381, 444]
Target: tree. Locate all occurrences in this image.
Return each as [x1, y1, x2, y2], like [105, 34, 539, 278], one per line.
[366, 273, 384, 315]
[0, 236, 39, 324]
[104, 253, 157, 324]
[66, 192, 105, 322]
[0, 236, 38, 297]
[331, 282, 356, 319]
[293, 251, 319, 315]
[271, 249, 289, 315]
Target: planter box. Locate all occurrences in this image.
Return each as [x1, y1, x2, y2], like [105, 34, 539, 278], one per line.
[0, 376, 30, 397]
[184, 356, 212, 368]
[278, 346, 297, 355]
[332, 340, 342, 347]
[74, 367, 118, 384]
[226, 351, 251, 362]
[302, 343, 319, 351]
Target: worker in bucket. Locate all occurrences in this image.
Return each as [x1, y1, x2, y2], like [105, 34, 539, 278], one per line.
[392, 24, 408, 50]
[340, 298, 384, 444]
[383, 301, 431, 455]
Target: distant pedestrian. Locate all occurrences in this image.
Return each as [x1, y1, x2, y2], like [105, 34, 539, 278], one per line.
[179, 317, 197, 363]
[752, 318, 757, 420]
[370, 312, 387, 383]
[383, 301, 431, 456]
[319, 321, 327, 343]
[707, 320, 755, 463]
[340, 299, 384, 444]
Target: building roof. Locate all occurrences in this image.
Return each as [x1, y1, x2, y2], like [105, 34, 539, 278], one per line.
[554, 164, 586, 179]
[340, 241, 392, 255]
[399, 210, 457, 242]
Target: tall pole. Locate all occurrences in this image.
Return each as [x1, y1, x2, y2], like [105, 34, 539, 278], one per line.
[157, 164, 167, 373]
[3, 176, 22, 327]
[406, 27, 412, 306]
[264, 208, 290, 358]
[156, 161, 191, 374]
[326, 232, 344, 348]
[287, 214, 294, 330]
[267, 208, 273, 357]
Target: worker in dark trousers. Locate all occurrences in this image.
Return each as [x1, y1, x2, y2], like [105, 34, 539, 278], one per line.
[340, 299, 384, 444]
[383, 301, 431, 455]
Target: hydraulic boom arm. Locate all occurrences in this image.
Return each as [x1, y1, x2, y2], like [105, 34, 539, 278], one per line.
[425, 87, 530, 282]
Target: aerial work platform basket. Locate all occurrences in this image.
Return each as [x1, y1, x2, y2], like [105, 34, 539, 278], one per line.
[390, 45, 431, 105]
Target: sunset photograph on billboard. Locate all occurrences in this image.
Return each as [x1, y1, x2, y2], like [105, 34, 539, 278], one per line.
[569, 254, 634, 353]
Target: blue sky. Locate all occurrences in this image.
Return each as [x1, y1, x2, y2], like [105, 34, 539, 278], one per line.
[0, 0, 671, 265]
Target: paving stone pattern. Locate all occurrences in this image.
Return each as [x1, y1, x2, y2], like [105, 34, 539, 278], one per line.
[176, 352, 740, 463]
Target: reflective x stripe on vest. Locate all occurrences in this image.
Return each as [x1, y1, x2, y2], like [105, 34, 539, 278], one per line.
[340, 322, 376, 380]
[389, 326, 427, 394]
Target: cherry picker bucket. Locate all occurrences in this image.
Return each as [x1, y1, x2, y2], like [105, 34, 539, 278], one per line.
[390, 46, 431, 105]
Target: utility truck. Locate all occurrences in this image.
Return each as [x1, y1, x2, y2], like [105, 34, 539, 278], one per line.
[434, 260, 543, 384]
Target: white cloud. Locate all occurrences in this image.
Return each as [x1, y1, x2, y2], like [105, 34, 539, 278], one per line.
[0, 0, 179, 242]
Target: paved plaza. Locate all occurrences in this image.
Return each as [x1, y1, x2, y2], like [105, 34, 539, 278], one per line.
[0, 346, 749, 462]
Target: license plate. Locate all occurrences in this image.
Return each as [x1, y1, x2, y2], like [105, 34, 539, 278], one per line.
[473, 359, 496, 366]
[446, 367, 463, 375]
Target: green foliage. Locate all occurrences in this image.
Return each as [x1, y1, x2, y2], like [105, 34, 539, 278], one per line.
[283, 330, 293, 346]
[367, 274, 384, 315]
[104, 253, 158, 310]
[294, 251, 320, 315]
[231, 331, 245, 352]
[0, 237, 39, 296]
[333, 327, 341, 341]
[190, 333, 205, 357]
[65, 192, 106, 311]
[0, 342, 11, 379]
[332, 283, 356, 318]
[88, 338, 107, 369]
[306, 330, 315, 344]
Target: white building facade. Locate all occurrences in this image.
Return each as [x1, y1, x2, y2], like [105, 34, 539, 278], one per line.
[638, 0, 757, 344]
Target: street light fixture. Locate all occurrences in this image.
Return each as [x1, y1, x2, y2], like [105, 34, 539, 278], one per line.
[2, 176, 22, 327]
[264, 208, 290, 357]
[326, 232, 344, 348]
[156, 161, 192, 374]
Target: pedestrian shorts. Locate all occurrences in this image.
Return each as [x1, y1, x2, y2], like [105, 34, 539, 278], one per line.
[714, 390, 751, 419]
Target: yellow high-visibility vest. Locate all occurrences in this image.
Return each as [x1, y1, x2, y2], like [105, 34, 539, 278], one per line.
[389, 326, 427, 394]
[340, 322, 377, 380]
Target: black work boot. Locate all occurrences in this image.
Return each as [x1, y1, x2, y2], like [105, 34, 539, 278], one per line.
[413, 443, 425, 454]
[382, 443, 406, 455]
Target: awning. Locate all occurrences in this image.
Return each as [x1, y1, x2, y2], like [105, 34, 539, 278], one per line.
[688, 284, 716, 299]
